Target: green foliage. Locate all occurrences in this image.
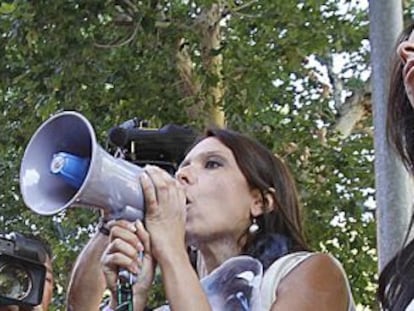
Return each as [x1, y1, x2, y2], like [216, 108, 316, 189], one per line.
[0, 0, 379, 309]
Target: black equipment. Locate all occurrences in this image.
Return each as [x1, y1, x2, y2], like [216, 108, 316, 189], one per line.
[108, 119, 197, 175]
[0, 232, 47, 307]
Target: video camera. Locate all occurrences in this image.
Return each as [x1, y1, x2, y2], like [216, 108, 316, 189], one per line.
[108, 118, 198, 175]
[0, 233, 47, 307]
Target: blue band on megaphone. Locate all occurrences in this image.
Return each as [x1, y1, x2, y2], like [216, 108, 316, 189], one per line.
[50, 152, 89, 190]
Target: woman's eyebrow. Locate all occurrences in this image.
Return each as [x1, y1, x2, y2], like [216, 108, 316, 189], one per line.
[200, 151, 230, 165]
[179, 159, 190, 169]
[178, 150, 227, 169]
[202, 150, 227, 157]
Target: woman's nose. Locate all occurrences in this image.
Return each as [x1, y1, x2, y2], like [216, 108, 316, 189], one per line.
[398, 41, 414, 64]
[176, 168, 194, 185]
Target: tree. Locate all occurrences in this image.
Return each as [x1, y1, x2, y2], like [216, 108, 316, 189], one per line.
[1, 0, 378, 308]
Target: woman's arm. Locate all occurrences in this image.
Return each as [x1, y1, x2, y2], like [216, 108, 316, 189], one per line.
[270, 253, 350, 311]
[157, 246, 211, 311]
[140, 166, 212, 311]
[66, 231, 109, 311]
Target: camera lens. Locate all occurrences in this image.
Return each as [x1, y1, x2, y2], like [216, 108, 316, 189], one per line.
[0, 263, 32, 300]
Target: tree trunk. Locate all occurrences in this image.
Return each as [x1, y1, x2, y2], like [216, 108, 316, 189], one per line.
[176, 4, 225, 128]
[369, 0, 412, 270]
[333, 79, 371, 139]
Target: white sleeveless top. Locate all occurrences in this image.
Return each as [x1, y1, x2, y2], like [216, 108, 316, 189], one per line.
[261, 251, 356, 310]
[406, 299, 414, 311]
[154, 252, 355, 311]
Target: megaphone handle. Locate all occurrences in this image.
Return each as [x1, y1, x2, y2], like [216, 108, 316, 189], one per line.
[118, 268, 138, 284]
[116, 278, 134, 311]
[115, 250, 143, 310]
[117, 268, 137, 311]
[117, 250, 143, 284]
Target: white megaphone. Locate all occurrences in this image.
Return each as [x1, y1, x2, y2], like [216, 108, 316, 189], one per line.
[19, 111, 145, 221]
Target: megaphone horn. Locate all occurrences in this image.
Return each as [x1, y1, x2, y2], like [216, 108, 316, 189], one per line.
[19, 111, 145, 221]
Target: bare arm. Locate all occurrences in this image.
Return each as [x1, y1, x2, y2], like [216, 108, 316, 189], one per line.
[156, 247, 211, 311]
[66, 231, 109, 311]
[270, 253, 350, 311]
[140, 166, 212, 311]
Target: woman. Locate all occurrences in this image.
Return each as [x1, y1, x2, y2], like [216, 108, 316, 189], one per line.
[378, 22, 414, 311]
[101, 128, 355, 310]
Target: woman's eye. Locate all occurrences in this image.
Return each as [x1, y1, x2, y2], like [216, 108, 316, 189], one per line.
[205, 160, 221, 169]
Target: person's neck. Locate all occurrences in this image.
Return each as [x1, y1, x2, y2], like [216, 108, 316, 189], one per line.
[197, 237, 242, 274]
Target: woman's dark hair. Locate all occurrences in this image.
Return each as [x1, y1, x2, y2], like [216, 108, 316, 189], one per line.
[200, 128, 309, 270]
[379, 22, 414, 310]
[378, 230, 414, 311]
[378, 217, 414, 310]
[387, 22, 414, 172]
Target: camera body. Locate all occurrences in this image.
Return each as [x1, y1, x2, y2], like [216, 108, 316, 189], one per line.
[108, 121, 197, 175]
[0, 232, 47, 307]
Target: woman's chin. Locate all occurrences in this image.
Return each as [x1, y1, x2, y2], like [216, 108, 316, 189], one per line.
[185, 226, 202, 246]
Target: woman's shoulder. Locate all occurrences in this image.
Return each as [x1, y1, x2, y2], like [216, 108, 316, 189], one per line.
[264, 251, 348, 290]
[261, 251, 355, 310]
[279, 252, 347, 285]
[265, 251, 346, 278]
[263, 251, 315, 279]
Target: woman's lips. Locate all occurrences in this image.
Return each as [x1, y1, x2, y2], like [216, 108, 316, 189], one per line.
[185, 197, 192, 209]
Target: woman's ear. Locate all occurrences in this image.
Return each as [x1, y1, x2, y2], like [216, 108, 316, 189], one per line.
[264, 187, 276, 213]
[250, 187, 276, 217]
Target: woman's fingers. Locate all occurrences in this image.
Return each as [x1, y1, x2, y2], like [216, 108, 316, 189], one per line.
[101, 219, 156, 302]
[135, 220, 150, 252]
[102, 220, 148, 273]
[140, 171, 158, 210]
[140, 165, 186, 215]
[140, 165, 175, 209]
[108, 237, 140, 261]
[110, 224, 139, 248]
[107, 219, 137, 232]
[101, 249, 139, 274]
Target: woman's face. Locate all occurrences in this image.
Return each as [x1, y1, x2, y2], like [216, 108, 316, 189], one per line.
[398, 30, 414, 106]
[176, 137, 261, 245]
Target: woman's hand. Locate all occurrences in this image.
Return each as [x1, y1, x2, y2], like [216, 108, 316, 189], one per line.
[139, 166, 212, 311]
[101, 219, 156, 309]
[140, 165, 187, 263]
